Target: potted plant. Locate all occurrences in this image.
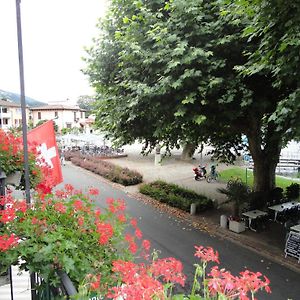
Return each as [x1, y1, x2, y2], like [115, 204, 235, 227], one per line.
[218, 178, 251, 233]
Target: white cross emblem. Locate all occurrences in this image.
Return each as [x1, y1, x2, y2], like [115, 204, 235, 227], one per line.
[37, 143, 57, 168]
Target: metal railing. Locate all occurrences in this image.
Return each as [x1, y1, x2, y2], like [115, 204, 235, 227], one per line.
[30, 270, 77, 300]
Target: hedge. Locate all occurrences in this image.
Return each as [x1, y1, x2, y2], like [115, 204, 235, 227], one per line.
[70, 156, 143, 186]
[139, 180, 213, 213]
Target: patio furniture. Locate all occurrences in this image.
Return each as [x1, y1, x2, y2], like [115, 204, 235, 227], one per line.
[290, 224, 300, 233]
[268, 201, 299, 222]
[242, 210, 268, 232]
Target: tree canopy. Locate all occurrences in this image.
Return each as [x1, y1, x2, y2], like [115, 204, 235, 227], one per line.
[77, 95, 96, 117]
[84, 0, 300, 192]
[223, 0, 300, 140]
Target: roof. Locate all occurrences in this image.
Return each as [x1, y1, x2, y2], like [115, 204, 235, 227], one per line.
[0, 99, 21, 107]
[30, 105, 85, 111]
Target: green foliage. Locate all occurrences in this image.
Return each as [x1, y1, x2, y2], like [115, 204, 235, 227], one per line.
[139, 180, 213, 213]
[218, 178, 251, 218]
[285, 183, 300, 200]
[0, 188, 134, 290]
[223, 0, 300, 140]
[0, 129, 44, 189]
[84, 0, 300, 192]
[77, 95, 96, 117]
[61, 128, 71, 135]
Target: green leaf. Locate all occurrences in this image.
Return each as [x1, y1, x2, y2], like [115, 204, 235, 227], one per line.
[62, 255, 75, 273]
[194, 115, 206, 125]
[123, 16, 130, 24]
[174, 108, 186, 117]
[171, 79, 182, 89]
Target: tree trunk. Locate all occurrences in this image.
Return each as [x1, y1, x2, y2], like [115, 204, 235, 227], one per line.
[247, 128, 281, 193]
[252, 157, 278, 192]
[181, 143, 197, 161]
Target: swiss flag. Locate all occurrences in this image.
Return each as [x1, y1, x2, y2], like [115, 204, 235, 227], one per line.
[27, 120, 63, 186]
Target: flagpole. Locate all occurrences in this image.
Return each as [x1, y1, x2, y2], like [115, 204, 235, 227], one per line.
[16, 0, 31, 204]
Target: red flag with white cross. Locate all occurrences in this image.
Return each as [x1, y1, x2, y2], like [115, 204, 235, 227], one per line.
[27, 120, 63, 186]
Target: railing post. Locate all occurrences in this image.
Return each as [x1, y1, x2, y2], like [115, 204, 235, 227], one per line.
[30, 273, 37, 300]
[8, 266, 14, 300]
[57, 270, 78, 297]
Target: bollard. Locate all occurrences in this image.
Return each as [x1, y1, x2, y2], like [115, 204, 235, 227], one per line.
[190, 203, 197, 215]
[220, 215, 228, 228]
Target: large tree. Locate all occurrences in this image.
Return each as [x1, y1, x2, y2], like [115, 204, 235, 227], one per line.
[84, 0, 300, 193]
[77, 95, 96, 117]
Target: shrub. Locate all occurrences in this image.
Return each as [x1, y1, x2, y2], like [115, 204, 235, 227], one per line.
[285, 183, 300, 200]
[70, 155, 142, 186]
[64, 150, 80, 161]
[269, 187, 284, 204]
[139, 180, 213, 213]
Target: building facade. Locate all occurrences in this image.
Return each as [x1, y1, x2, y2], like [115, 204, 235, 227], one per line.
[30, 105, 87, 132]
[0, 99, 30, 131]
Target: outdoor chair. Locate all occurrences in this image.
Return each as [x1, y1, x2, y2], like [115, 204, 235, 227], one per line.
[247, 214, 269, 232]
[276, 208, 290, 224]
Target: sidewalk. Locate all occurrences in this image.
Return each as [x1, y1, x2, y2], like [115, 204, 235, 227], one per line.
[107, 144, 300, 274]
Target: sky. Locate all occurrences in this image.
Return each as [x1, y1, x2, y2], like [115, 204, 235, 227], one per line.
[0, 0, 108, 104]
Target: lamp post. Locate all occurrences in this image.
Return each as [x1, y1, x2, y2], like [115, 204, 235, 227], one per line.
[15, 0, 31, 204]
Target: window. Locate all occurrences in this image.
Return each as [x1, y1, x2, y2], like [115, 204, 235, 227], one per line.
[55, 111, 58, 118]
[38, 112, 41, 119]
[74, 112, 77, 122]
[66, 123, 72, 129]
[2, 108, 7, 113]
[1, 119, 9, 125]
[80, 112, 83, 118]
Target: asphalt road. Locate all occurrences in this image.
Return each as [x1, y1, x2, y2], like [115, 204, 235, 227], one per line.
[60, 164, 300, 300]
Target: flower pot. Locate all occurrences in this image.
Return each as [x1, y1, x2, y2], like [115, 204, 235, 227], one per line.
[6, 171, 22, 186]
[229, 220, 245, 233]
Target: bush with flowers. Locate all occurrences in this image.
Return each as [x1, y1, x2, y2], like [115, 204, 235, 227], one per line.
[79, 245, 271, 300]
[0, 185, 150, 294]
[0, 129, 51, 190]
[0, 182, 271, 299]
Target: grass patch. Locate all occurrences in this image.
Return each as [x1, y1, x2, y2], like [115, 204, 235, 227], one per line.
[219, 167, 299, 190]
[139, 180, 213, 213]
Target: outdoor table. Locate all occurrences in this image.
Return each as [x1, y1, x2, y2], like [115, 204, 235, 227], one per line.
[268, 202, 299, 222]
[290, 224, 300, 233]
[242, 210, 268, 232]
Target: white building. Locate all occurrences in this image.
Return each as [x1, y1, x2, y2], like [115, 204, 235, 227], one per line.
[0, 99, 30, 131]
[30, 105, 87, 132]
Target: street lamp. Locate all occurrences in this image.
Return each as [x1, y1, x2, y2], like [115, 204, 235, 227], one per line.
[16, 0, 31, 204]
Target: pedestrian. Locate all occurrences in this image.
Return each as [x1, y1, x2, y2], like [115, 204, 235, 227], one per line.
[59, 146, 66, 166]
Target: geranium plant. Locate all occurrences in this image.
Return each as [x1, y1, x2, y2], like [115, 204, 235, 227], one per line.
[0, 129, 48, 189]
[0, 185, 150, 293]
[82, 245, 271, 300]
